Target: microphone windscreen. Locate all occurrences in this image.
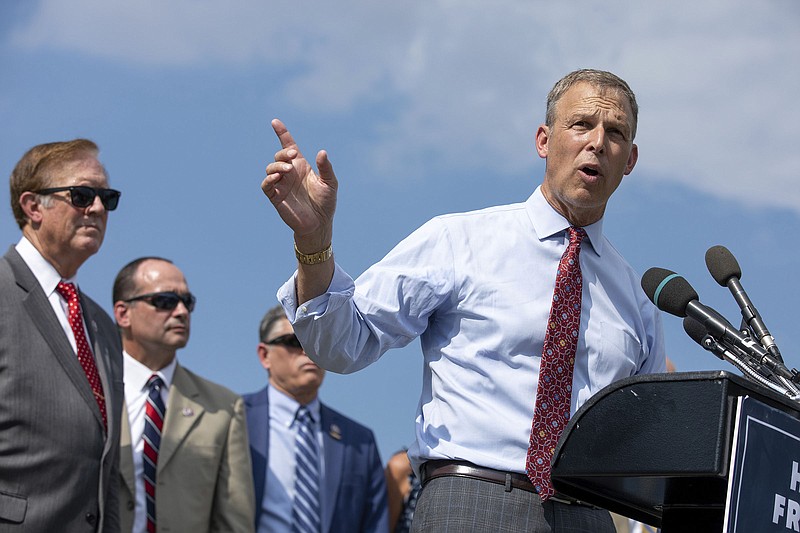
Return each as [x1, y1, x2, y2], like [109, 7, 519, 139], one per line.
[683, 315, 724, 361]
[705, 245, 742, 286]
[683, 316, 707, 344]
[641, 267, 673, 302]
[641, 267, 699, 317]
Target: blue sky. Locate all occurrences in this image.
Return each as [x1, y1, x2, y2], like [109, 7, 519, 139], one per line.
[2, 0, 798, 460]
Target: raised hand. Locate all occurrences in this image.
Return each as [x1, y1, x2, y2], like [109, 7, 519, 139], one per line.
[262, 119, 338, 251]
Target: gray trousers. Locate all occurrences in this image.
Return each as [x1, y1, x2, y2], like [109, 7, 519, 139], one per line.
[411, 475, 616, 533]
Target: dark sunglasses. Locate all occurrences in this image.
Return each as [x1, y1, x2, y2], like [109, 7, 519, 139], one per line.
[35, 186, 121, 211]
[264, 333, 303, 349]
[124, 291, 196, 312]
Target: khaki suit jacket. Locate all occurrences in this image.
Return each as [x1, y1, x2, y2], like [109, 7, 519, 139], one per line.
[119, 363, 255, 533]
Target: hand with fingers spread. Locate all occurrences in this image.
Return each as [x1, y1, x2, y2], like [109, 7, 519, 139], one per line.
[262, 119, 338, 254]
[262, 118, 338, 302]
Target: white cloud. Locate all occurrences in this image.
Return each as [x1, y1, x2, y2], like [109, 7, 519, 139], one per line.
[9, 0, 800, 211]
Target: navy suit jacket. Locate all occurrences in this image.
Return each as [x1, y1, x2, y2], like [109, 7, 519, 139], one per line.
[243, 387, 388, 533]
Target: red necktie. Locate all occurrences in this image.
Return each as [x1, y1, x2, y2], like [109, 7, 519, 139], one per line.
[526, 227, 586, 500]
[56, 281, 107, 431]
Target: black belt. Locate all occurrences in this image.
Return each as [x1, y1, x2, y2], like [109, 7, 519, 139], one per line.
[420, 460, 536, 493]
[418, 460, 600, 508]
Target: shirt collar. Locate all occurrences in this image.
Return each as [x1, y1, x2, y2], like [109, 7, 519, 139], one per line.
[122, 350, 178, 398]
[525, 186, 604, 256]
[15, 236, 77, 295]
[268, 384, 322, 428]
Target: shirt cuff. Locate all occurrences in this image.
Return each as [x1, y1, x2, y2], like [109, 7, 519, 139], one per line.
[276, 262, 356, 323]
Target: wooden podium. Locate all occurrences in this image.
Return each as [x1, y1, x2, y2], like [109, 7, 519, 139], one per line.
[550, 371, 800, 532]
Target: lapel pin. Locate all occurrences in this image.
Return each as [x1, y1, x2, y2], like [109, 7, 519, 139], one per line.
[329, 424, 342, 440]
[181, 407, 194, 417]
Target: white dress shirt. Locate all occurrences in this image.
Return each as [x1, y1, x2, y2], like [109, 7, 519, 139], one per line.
[278, 186, 666, 474]
[16, 236, 85, 353]
[123, 352, 177, 533]
[259, 386, 325, 533]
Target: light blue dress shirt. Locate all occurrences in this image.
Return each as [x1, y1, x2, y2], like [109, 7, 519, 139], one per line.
[260, 386, 325, 533]
[278, 186, 666, 474]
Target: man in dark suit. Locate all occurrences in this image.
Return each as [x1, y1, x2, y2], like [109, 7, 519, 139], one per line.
[112, 257, 255, 533]
[0, 139, 124, 531]
[244, 305, 388, 533]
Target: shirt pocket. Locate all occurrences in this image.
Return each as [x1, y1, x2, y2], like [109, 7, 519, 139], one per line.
[591, 321, 640, 385]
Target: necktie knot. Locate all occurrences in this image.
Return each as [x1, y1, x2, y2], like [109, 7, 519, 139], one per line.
[567, 226, 586, 247]
[147, 374, 164, 393]
[296, 406, 313, 426]
[56, 281, 78, 303]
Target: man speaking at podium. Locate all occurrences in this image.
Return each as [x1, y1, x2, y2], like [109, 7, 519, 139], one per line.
[261, 69, 666, 532]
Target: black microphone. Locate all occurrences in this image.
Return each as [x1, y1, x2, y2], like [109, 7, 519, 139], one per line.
[641, 267, 793, 380]
[682, 316, 723, 360]
[705, 245, 783, 363]
[684, 316, 799, 396]
[684, 313, 772, 368]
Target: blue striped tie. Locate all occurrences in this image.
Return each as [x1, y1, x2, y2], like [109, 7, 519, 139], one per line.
[143, 375, 166, 533]
[292, 406, 321, 533]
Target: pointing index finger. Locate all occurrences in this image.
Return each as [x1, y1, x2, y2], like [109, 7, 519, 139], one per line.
[271, 118, 299, 151]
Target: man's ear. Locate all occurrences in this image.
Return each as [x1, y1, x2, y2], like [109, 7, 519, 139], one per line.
[535, 124, 550, 159]
[114, 301, 131, 328]
[257, 343, 271, 371]
[19, 192, 45, 225]
[624, 143, 639, 175]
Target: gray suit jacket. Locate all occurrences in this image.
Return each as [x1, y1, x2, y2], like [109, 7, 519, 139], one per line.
[119, 364, 255, 533]
[0, 246, 124, 532]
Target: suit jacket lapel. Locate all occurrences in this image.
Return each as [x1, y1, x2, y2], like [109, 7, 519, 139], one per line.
[84, 296, 112, 415]
[321, 405, 344, 533]
[245, 388, 270, 510]
[119, 403, 136, 497]
[5, 248, 103, 429]
[83, 295, 119, 443]
[158, 364, 204, 471]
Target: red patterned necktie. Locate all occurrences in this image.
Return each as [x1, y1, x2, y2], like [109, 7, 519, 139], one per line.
[56, 281, 107, 431]
[526, 227, 586, 500]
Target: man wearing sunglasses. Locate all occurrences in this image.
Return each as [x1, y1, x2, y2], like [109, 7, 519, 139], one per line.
[243, 305, 388, 533]
[112, 257, 256, 533]
[0, 139, 123, 531]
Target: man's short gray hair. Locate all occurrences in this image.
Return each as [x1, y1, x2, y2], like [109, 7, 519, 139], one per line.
[259, 304, 289, 342]
[545, 69, 638, 139]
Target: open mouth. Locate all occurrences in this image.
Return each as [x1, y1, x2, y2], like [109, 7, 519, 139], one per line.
[580, 166, 600, 177]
